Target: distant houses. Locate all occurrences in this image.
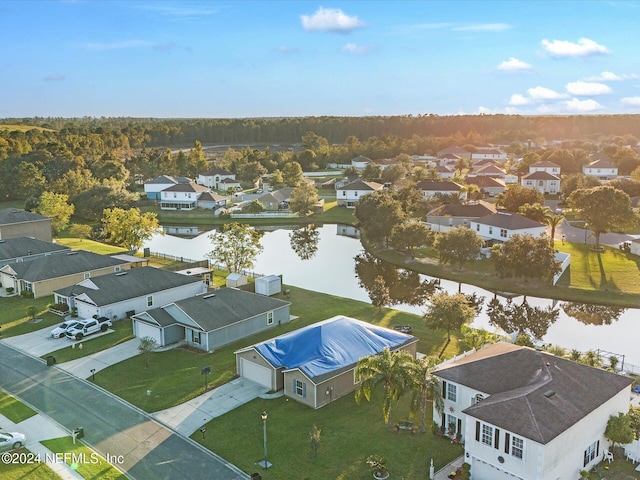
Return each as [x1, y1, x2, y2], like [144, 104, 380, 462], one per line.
[0, 208, 53, 243]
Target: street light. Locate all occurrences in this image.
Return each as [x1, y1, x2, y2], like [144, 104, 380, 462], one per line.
[584, 223, 589, 244]
[90, 368, 95, 381]
[259, 411, 271, 469]
[561, 235, 565, 245]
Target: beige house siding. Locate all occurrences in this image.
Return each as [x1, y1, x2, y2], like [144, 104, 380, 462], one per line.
[30, 264, 131, 298]
[0, 219, 52, 242]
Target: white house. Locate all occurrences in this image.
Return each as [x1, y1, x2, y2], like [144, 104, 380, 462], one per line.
[196, 168, 240, 190]
[144, 175, 191, 200]
[471, 148, 507, 162]
[583, 157, 618, 180]
[336, 179, 384, 208]
[469, 164, 506, 179]
[464, 176, 506, 197]
[159, 182, 211, 210]
[433, 342, 632, 480]
[426, 201, 497, 232]
[470, 212, 546, 243]
[520, 171, 561, 194]
[435, 165, 456, 179]
[350, 155, 371, 171]
[416, 180, 467, 200]
[529, 161, 561, 176]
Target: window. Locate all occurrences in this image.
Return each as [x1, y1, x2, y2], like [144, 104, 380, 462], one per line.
[173, 192, 177, 198]
[295, 379, 305, 396]
[114, 266, 121, 273]
[23, 281, 32, 292]
[84, 272, 91, 279]
[500, 229, 507, 238]
[342, 191, 346, 196]
[511, 436, 524, 459]
[355, 191, 358, 196]
[481, 424, 493, 446]
[538, 181, 544, 187]
[192, 330, 201, 344]
[147, 295, 153, 307]
[488, 227, 493, 235]
[476, 224, 480, 232]
[474, 394, 484, 404]
[584, 440, 599, 467]
[16, 257, 23, 262]
[446, 383, 457, 402]
[267, 311, 274, 325]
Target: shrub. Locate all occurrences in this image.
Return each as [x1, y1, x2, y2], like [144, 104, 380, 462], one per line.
[21, 290, 34, 299]
[6, 287, 14, 294]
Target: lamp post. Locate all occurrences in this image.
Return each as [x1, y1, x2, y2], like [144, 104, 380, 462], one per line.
[561, 235, 565, 245]
[259, 411, 271, 469]
[584, 223, 588, 244]
[90, 368, 95, 381]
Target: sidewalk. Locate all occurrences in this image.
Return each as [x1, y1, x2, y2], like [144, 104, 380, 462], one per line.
[57, 338, 140, 378]
[0, 413, 83, 480]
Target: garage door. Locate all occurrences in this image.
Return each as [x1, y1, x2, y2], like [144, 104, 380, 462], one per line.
[135, 321, 163, 346]
[241, 359, 272, 389]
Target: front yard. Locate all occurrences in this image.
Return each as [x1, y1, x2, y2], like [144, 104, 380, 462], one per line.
[0, 295, 60, 337]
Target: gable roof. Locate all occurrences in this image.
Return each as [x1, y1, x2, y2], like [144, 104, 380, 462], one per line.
[257, 187, 294, 204]
[472, 164, 505, 175]
[2, 250, 128, 282]
[474, 212, 544, 230]
[438, 146, 469, 156]
[336, 179, 384, 191]
[351, 155, 371, 164]
[586, 158, 617, 169]
[242, 316, 417, 382]
[428, 201, 497, 218]
[200, 168, 233, 176]
[198, 191, 227, 202]
[139, 288, 290, 332]
[522, 171, 561, 181]
[54, 266, 202, 306]
[162, 182, 210, 193]
[0, 237, 69, 262]
[434, 342, 632, 444]
[530, 161, 560, 168]
[464, 176, 506, 188]
[146, 175, 191, 185]
[0, 209, 50, 226]
[416, 180, 463, 192]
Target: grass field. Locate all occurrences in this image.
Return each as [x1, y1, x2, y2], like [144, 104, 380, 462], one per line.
[93, 285, 462, 412]
[54, 237, 127, 255]
[0, 295, 60, 337]
[0, 391, 37, 423]
[40, 437, 127, 480]
[0, 450, 62, 480]
[0, 124, 54, 132]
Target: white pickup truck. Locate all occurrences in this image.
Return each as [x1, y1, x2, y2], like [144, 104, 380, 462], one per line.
[65, 317, 112, 340]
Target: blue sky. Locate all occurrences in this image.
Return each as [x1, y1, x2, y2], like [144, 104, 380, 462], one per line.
[2, 1, 640, 118]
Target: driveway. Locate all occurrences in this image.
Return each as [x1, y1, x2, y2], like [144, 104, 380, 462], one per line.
[0, 343, 248, 480]
[152, 378, 270, 436]
[555, 220, 633, 247]
[0, 324, 113, 357]
[57, 338, 140, 378]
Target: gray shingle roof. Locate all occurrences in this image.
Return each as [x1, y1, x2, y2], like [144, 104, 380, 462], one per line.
[3, 250, 128, 282]
[522, 171, 561, 181]
[0, 237, 69, 262]
[435, 343, 632, 444]
[416, 180, 464, 192]
[465, 176, 506, 188]
[257, 187, 294, 204]
[146, 175, 191, 185]
[428, 201, 497, 217]
[336, 179, 384, 191]
[474, 212, 544, 230]
[162, 183, 210, 193]
[55, 266, 202, 306]
[0, 209, 50, 226]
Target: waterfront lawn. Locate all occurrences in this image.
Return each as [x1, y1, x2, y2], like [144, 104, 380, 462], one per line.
[0, 391, 37, 423]
[41, 437, 127, 480]
[54, 237, 127, 255]
[0, 295, 61, 337]
[94, 285, 462, 412]
[194, 389, 463, 480]
[0, 449, 62, 480]
[42, 320, 134, 364]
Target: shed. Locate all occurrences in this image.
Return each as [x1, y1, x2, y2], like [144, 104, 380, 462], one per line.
[226, 273, 248, 288]
[255, 275, 281, 296]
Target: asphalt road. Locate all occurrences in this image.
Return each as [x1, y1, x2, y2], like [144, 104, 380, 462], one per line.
[0, 343, 248, 480]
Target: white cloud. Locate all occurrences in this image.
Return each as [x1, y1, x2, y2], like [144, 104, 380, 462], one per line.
[453, 23, 512, 32]
[527, 86, 566, 101]
[44, 73, 65, 81]
[477, 106, 492, 114]
[541, 37, 609, 57]
[301, 7, 364, 33]
[566, 98, 604, 112]
[622, 96, 640, 107]
[566, 81, 612, 96]
[342, 43, 369, 54]
[497, 57, 533, 72]
[508, 94, 531, 106]
[584, 71, 638, 82]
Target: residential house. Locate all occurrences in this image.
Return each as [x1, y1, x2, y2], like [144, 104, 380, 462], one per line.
[433, 342, 632, 480]
[132, 287, 291, 350]
[469, 164, 506, 179]
[350, 155, 371, 170]
[334, 175, 360, 190]
[437, 146, 471, 161]
[370, 158, 396, 170]
[235, 315, 418, 409]
[53, 266, 206, 321]
[196, 168, 239, 190]
[159, 182, 211, 210]
[529, 161, 561, 176]
[464, 176, 506, 197]
[0, 237, 69, 268]
[583, 156, 618, 181]
[336, 179, 384, 208]
[0, 209, 53, 243]
[471, 147, 507, 163]
[197, 191, 229, 210]
[439, 153, 463, 167]
[257, 187, 294, 211]
[144, 175, 191, 200]
[416, 180, 467, 200]
[435, 165, 455, 179]
[426, 201, 497, 232]
[469, 212, 546, 243]
[0, 250, 131, 298]
[521, 171, 561, 194]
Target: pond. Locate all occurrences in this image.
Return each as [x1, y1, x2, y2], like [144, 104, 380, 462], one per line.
[143, 223, 640, 367]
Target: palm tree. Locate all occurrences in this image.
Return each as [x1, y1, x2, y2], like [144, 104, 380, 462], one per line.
[544, 212, 564, 248]
[355, 348, 415, 428]
[409, 356, 443, 433]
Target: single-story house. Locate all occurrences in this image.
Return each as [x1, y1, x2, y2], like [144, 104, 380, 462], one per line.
[197, 191, 229, 210]
[257, 187, 294, 211]
[426, 201, 497, 232]
[469, 164, 506, 178]
[521, 171, 561, 194]
[0, 250, 131, 298]
[0, 209, 53, 243]
[464, 176, 506, 197]
[196, 168, 239, 190]
[144, 175, 191, 200]
[351, 155, 372, 170]
[53, 266, 206, 321]
[470, 147, 507, 162]
[0, 236, 70, 268]
[416, 180, 467, 200]
[529, 161, 561, 176]
[438, 153, 462, 167]
[132, 287, 291, 350]
[235, 315, 418, 408]
[437, 146, 471, 161]
[336, 179, 384, 208]
[583, 156, 618, 180]
[434, 165, 455, 179]
[433, 342, 632, 480]
[159, 182, 211, 210]
[469, 212, 546, 243]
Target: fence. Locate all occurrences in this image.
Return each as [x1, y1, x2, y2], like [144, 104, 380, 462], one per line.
[230, 212, 297, 219]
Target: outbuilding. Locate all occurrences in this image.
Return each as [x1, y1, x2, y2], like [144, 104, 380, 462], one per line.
[255, 275, 282, 296]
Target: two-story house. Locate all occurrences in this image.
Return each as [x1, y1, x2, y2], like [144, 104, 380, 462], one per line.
[159, 182, 211, 210]
[0, 209, 53, 243]
[336, 179, 384, 208]
[469, 212, 546, 244]
[433, 342, 632, 480]
[471, 148, 507, 163]
[0, 237, 69, 268]
[196, 168, 240, 191]
[144, 175, 191, 200]
[583, 157, 618, 181]
[529, 161, 561, 176]
[520, 171, 561, 194]
[416, 180, 467, 200]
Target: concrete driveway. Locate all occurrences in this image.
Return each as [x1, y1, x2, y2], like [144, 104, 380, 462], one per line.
[152, 378, 270, 436]
[0, 324, 113, 357]
[57, 338, 140, 378]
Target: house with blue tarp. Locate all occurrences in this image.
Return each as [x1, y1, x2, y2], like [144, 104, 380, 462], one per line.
[234, 315, 418, 409]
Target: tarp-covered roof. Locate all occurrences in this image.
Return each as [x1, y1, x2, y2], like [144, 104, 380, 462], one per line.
[253, 316, 416, 380]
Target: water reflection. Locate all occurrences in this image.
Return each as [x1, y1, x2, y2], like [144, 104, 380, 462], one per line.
[561, 302, 626, 326]
[486, 297, 559, 341]
[289, 225, 320, 261]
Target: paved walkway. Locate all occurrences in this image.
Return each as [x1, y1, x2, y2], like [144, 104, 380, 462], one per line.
[152, 377, 270, 436]
[433, 455, 464, 480]
[57, 339, 140, 378]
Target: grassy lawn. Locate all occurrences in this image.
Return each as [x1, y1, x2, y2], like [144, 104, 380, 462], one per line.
[94, 285, 463, 412]
[0, 295, 61, 337]
[194, 390, 462, 480]
[0, 390, 37, 423]
[40, 437, 127, 480]
[54, 237, 127, 255]
[42, 320, 134, 363]
[0, 200, 26, 210]
[0, 448, 62, 480]
[585, 456, 640, 479]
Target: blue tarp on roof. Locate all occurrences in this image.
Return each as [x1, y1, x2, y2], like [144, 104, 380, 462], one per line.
[254, 316, 414, 380]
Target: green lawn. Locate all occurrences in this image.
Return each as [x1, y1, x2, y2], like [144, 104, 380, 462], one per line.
[94, 285, 463, 412]
[0, 448, 62, 480]
[0, 295, 61, 337]
[0, 391, 37, 423]
[54, 237, 127, 255]
[40, 437, 127, 480]
[194, 389, 462, 480]
[42, 320, 134, 363]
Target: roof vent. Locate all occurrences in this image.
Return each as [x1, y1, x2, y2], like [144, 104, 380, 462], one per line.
[543, 389, 556, 398]
[203, 293, 216, 299]
[67, 251, 78, 255]
[115, 272, 127, 276]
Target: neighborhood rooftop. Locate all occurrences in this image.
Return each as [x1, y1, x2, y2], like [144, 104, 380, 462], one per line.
[475, 212, 544, 229]
[0, 208, 50, 225]
[0, 236, 69, 261]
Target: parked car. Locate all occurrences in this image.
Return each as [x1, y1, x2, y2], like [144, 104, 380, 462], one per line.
[268, 186, 274, 192]
[256, 188, 264, 194]
[65, 317, 112, 340]
[0, 432, 26, 451]
[392, 325, 412, 334]
[51, 320, 82, 339]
